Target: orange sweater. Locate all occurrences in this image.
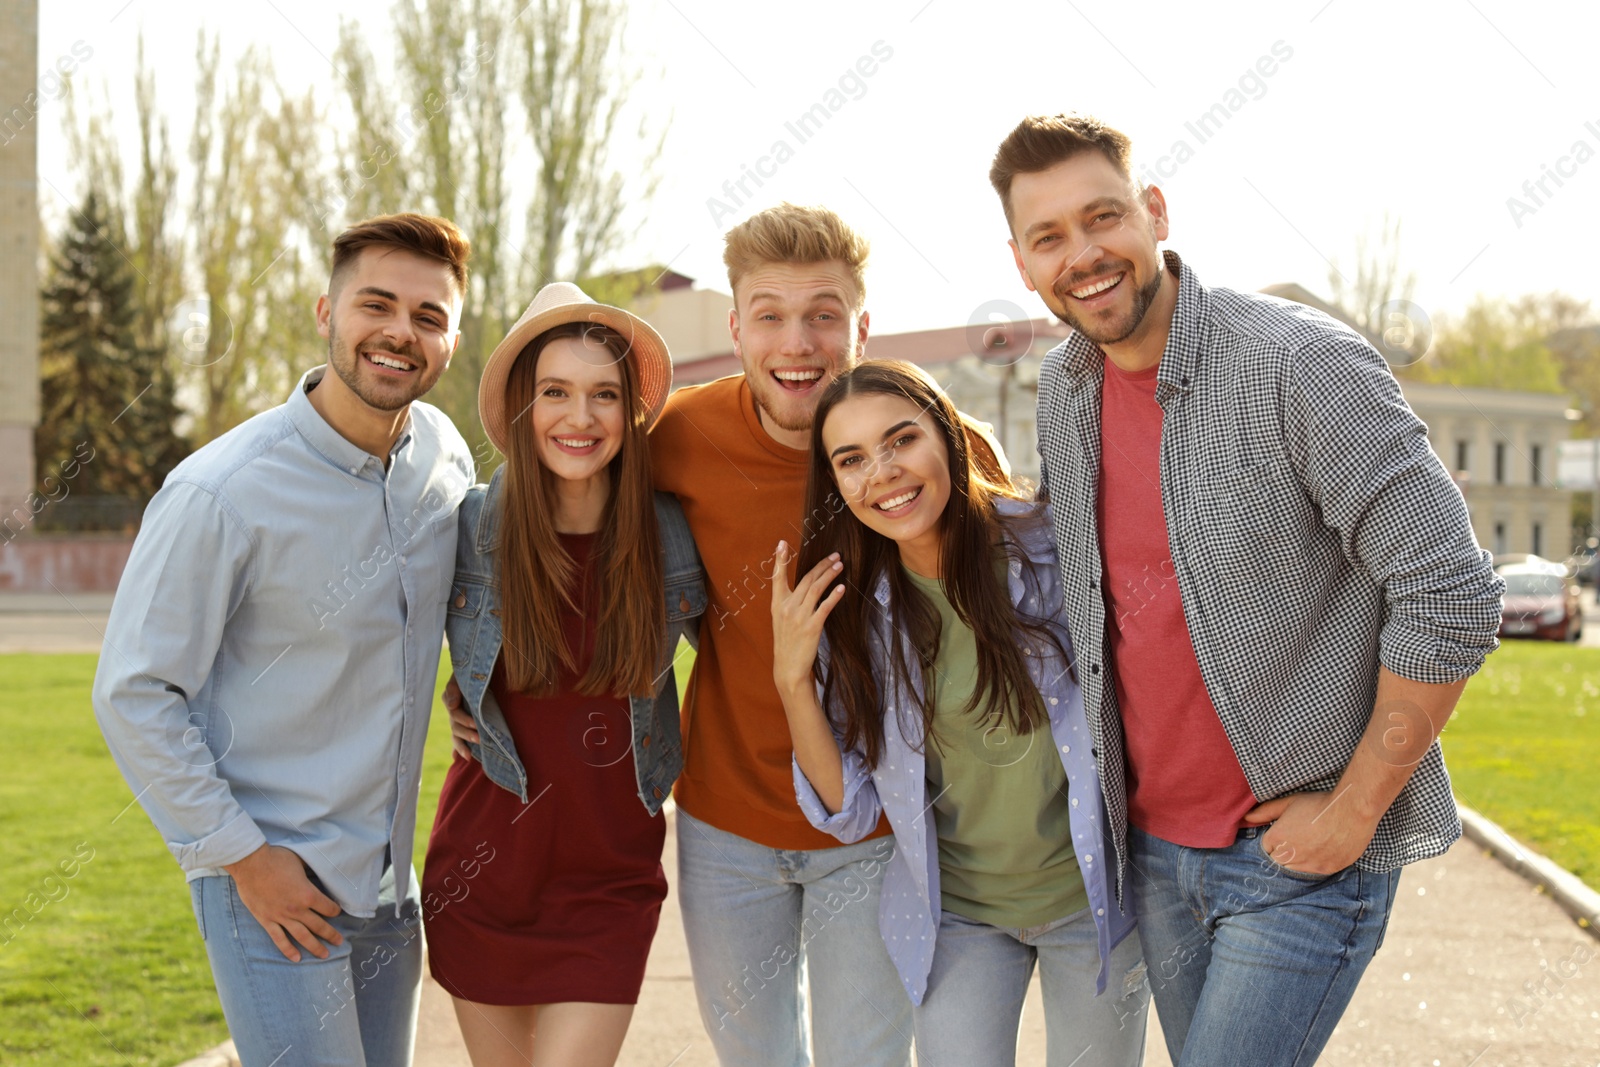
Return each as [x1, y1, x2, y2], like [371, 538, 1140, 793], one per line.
[651, 376, 892, 850]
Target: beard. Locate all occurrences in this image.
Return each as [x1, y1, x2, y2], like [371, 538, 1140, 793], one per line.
[1052, 261, 1165, 346]
[326, 320, 438, 412]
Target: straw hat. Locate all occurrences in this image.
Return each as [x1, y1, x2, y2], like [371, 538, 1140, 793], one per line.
[478, 282, 672, 453]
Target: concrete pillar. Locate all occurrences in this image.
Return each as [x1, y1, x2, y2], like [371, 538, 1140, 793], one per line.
[0, 0, 39, 532]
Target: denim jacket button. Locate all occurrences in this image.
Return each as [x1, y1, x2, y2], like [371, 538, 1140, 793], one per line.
[652, 787, 663, 799]
[678, 596, 691, 613]
[452, 592, 467, 608]
[641, 734, 651, 747]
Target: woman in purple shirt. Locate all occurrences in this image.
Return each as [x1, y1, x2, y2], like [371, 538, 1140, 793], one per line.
[770, 360, 1145, 1067]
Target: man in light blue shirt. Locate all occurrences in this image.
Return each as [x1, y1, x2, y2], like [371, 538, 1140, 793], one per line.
[93, 213, 475, 1066]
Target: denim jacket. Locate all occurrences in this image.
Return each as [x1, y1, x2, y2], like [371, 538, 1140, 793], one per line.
[445, 467, 707, 815]
[792, 500, 1136, 1005]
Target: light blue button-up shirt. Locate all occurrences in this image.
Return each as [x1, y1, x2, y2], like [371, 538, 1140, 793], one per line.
[93, 367, 472, 916]
[792, 501, 1136, 1005]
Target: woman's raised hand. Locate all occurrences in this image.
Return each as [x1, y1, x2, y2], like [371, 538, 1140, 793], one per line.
[770, 541, 845, 697]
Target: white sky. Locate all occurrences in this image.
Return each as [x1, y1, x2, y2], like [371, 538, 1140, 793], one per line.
[36, 0, 1600, 338]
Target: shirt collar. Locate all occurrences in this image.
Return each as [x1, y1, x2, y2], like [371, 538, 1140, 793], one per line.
[1055, 249, 1206, 396]
[286, 366, 416, 476]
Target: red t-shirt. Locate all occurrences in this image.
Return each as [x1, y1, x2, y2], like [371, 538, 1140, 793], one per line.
[1097, 358, 1257, 847]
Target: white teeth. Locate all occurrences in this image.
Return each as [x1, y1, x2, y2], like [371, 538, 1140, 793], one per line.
[874, 488, 920, 511]
[367, 352, 413, 370]
[1070, 274, 1122, 299]
[555, 438, 597, 447]
[775, 369, 823, 381]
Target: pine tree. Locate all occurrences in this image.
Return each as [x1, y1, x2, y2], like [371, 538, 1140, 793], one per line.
[36, 190, 188, 529]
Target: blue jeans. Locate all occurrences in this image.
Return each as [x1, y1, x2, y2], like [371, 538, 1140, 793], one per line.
[190, 863, 422, 1067]
[1129, 824, 1402, 1067]
[674, 808, 913, 1067]
[914, 908, 1148, 1067]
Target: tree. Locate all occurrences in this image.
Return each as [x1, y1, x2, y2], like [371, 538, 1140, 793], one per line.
[1400, 295, 1568, 393]
[186, 32, 325, 443]
[36, 190, 188, 525]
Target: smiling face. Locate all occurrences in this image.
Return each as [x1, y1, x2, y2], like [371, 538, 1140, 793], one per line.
[315, 246, 461, 412]
[730, 260, 868, 449]
[1007, 152, 1172, 353]
[527, 333, 627, 487]
[822, 392, 953, 578]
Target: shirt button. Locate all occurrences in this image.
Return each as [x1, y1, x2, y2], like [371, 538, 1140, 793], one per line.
[1097, 908, 1105, 916]
[1060, 744, 1070, 754]
[1089, 663, 1101, 675]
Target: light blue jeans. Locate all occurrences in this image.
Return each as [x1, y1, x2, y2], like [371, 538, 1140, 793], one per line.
[914, 907, 1148, 1067]
[674, 808, 913, 1066]
[1130, 824, 1402, 1067]
[189, 863, 422, 1067]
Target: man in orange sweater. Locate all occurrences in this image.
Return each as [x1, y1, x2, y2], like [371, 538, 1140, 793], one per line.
[648, 205, 911, 1065]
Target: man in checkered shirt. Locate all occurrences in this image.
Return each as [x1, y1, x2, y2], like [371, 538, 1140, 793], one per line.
[989, 114, 1504, 1065]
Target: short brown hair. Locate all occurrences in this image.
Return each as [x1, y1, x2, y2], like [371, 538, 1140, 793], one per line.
[330, 212, 471, 298]
[989, 114, 1134, 229]
[723, 203, 870, 311]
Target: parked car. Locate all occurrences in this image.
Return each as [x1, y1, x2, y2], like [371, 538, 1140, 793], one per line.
[1497, 563, 1583, 642]
[1566, 542, 1598, 587]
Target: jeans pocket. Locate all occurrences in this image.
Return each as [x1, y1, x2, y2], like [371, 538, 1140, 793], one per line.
[1255, 834, 1334, 883]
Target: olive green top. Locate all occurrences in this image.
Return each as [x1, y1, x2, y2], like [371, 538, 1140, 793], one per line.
[905, 567, 1089, 929]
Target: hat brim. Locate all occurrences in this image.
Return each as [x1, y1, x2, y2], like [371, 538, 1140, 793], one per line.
[478, 302, 672, 455]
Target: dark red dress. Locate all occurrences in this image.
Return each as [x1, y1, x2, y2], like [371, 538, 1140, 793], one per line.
[423, 532, 668, 1005]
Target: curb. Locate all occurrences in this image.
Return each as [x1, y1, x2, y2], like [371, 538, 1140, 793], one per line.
[1457, 801, 1600, 940]
[172, 1039, 238, 1067]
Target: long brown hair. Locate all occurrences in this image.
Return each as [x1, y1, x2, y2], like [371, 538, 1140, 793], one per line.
[796, 360, 1063, 768]
[498, 322, 664, 697]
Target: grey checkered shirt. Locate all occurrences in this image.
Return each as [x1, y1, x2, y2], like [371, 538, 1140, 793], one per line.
[1036, 251, 1504, 898]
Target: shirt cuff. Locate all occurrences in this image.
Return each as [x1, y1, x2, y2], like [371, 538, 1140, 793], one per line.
[166, 807, 268, 873]
[791, 753, 877, 842]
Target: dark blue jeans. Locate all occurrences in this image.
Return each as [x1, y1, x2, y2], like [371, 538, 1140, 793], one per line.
[1129, 824, 1401, 1067]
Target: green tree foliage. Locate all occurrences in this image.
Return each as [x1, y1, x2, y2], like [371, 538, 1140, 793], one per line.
[36, 190, 188, 524]
[1400, 294, 1583, 397]
[187, 32, 325, 443]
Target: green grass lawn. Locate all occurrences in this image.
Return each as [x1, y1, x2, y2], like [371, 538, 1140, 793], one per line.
[0, 654, 458, 1066]
[1439, 638, 1600, 884]
[0, 639, 1589, 1063]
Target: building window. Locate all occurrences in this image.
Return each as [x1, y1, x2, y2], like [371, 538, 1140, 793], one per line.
[1494, 522, 1506, 555]
[1494, 442, 1506, 485]
[1455, 440, 1469, 473]
[1531, 444, 1543, 486]
[1533, 522, 1543, 557]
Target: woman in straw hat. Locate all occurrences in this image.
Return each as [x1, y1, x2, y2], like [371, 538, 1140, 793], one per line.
[424, 282, 706, 1065]
[770, 360, 1145, 1066]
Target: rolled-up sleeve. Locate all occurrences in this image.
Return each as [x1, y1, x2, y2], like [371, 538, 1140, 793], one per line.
[1287, 338, 1504, 683]
[91, 480, 267, 872]
[789, 648, 884, 842]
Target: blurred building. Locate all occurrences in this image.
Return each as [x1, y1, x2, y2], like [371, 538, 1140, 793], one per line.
[0, 0, 39, 537]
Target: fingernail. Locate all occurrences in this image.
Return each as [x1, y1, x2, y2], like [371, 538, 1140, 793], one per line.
[778, 540, 788, 553]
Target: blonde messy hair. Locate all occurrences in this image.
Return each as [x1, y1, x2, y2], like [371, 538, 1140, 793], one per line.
[722, 203, 870, 311]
